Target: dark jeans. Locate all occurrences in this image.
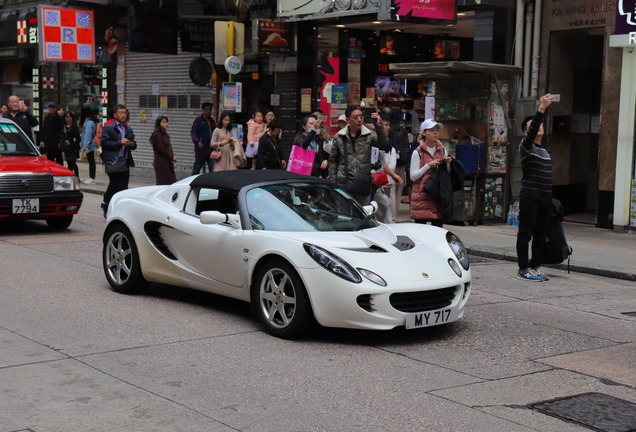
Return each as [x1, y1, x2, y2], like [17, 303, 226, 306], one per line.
[192, 152, 213, 175]
[516, 197, 551, 269]
[46, 147, 63, 165]
[66, 158, 79, 178]
[86, 151, 96, 179]
[415, 219, 443, 228]
[104, 170, 130, 215]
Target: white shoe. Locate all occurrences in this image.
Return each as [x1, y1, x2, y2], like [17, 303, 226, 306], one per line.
[83, 178, 95, 184]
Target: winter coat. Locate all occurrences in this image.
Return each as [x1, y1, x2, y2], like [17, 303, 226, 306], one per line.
[150, 130, 176, 185]
[328, 124, 388, 186]
[41, 114, 64, 149]
[81, 118, 97, 153]
[191, 115, 216, 154]
[423, 165, 454, 219]
[257, 132, 284, 170]
[410, 142, 447, 220]
[61, 124, 81, 161]
[101, 120, 136, 168]
[8, 110, 38, 141]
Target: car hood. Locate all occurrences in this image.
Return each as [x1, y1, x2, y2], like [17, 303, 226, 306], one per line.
[0, 156, 76, 176]
[273, 224, 467, 283]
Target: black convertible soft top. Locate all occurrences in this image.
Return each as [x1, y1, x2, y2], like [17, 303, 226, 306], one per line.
[189, 170, 329, 193]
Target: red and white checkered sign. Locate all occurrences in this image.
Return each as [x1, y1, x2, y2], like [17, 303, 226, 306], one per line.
[17, 20, 27, 44]
[42, 76, 55, 90]
[38, 6, 95, 63]
[101, 91, 108, 105]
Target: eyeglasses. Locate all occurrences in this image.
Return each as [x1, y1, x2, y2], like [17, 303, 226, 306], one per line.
[350, 114, 363, 120]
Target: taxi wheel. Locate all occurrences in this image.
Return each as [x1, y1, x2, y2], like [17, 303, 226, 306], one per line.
[46, 215, 73, 230]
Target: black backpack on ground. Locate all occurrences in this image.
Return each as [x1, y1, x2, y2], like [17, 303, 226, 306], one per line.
[543, 199, 572, 271]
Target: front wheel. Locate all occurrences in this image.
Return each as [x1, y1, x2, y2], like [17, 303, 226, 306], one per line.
[252, 259, 314, 339]
[103, 224, 149, 294]
[46, 215, 73, 230]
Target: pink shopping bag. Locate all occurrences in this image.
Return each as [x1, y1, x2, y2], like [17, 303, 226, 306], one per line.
[287, 145, 315, 176]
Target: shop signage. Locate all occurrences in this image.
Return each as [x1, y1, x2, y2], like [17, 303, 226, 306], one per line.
[277, 0, 379, 18]
[17, 11, 37, 46]
[611, 0, 636, 46]
[257, 19, 293, 54]
[38, 6, 95, 63]
[391, 0, 456, 24]
[225, 55, 242, 74]
[180, 19, 215, 53]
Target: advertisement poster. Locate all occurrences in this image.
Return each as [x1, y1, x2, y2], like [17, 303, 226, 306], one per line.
[258, 20, 293, 54]
[222, 82, 242, 113]
[347, 82, 360, 105]
[348, 58, 360, 82]
[319, 56, 340, 121]
[391, 0, 455, 24]
[331, 84, 348, 107]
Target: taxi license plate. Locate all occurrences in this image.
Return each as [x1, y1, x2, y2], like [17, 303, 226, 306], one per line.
[405, 307, 458, 329]
[12, 198, 39, 214]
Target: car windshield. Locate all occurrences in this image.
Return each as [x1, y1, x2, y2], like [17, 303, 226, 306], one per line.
[245, 182, 377, 232]
[0, 123, 38, 156]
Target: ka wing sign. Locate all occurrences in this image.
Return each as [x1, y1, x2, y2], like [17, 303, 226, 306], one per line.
[610, 0, 636, 47]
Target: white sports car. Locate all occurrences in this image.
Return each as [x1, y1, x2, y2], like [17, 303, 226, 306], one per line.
[102, 170, 471, 338]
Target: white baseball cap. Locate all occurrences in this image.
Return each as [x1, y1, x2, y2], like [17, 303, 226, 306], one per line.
[420, 119, 443, 132]
[337, 114, 347, 122]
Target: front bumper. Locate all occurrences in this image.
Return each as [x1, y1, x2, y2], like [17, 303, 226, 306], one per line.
[0, 192, 84, 219]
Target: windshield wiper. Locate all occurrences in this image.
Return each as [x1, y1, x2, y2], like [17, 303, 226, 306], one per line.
[353, 213, 374, 231]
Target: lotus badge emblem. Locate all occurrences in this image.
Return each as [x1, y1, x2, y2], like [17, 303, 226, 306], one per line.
[422, 272, 429, 279]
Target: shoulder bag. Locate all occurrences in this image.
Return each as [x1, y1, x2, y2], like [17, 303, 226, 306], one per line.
[343, 138, 372, 196]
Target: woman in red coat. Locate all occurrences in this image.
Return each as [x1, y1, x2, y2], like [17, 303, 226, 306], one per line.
[150, 116, 177, 185]
[409, 119, 451, 227]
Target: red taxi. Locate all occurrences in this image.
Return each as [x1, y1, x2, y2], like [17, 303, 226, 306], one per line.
[0, 117, 83, 229]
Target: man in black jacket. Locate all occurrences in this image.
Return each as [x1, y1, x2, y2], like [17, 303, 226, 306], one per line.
[40, 102, 64, 165]
[101, 104, 137, 219]
[6, 95, 38, 142]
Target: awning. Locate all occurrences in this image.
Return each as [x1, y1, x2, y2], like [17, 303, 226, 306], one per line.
[389, 61, 522, 80]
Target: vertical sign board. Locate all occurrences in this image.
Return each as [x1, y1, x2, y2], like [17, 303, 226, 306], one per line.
[38, 6, 95, 63]
[610, 0, 636, 47]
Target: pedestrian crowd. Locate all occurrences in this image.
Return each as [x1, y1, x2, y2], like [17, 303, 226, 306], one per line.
[3, 93, 560, 281]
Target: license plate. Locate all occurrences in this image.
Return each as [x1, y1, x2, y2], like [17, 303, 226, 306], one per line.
[12, 198, 39, 214]
[405, 307, 458, 329]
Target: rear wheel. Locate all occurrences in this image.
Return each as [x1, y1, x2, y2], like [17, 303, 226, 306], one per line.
[252, 259, 313, 338]
[46, 215, 73, 230]
[103, 224, 149, 294]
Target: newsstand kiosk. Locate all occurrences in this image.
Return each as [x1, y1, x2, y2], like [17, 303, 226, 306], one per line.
[390, 61, 521, 225]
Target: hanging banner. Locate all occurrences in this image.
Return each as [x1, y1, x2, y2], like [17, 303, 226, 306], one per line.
[38, 6, 95, 63]
[258, 20, 293, 54]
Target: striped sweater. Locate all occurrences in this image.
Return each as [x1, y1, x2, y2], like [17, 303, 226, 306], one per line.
[519, 111, 552, 202]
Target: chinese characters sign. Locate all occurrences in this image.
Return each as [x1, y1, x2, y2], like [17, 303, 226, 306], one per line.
[38, 6, 95, 63]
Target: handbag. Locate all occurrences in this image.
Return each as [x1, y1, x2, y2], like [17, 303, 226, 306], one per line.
[287, 145, 315, 176]
[210, 147, 222, 160]
[105, 156, 128, 174]
[372, 171, 389, 187]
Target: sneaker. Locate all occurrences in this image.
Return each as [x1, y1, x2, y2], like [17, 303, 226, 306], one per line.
[532, 267, 550, 281]
[517, 268, 544, 282]
[83, 178, 95, 184]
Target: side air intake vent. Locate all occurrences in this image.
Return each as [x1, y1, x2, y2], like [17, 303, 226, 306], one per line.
[393, 235, 415, 251]
[144, 222, 177, 260]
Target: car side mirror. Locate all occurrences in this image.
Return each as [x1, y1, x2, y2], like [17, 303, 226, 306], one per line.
[200, 211, 241, 229]
[363, 201, 378, 216]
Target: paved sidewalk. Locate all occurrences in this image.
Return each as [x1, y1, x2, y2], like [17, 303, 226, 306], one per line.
[76, 161, 636, 281]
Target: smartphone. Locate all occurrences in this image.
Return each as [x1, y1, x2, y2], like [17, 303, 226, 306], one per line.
[552, 94, 560, 102]
[363, 108, 375, 123]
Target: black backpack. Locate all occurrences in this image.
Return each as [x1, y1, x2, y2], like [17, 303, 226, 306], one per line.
[543, 199, 572, 270]
[392, 127, 412, 167]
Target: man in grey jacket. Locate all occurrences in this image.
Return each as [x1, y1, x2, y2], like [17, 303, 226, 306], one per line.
[328, 105, 387, 205]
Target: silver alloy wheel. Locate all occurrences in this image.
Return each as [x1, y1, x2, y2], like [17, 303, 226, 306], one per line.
[105, 231, 132, 285]
[258, 267, 297, 329]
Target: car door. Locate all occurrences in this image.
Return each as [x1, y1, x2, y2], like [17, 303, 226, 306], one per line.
[160, 187, 247, 289]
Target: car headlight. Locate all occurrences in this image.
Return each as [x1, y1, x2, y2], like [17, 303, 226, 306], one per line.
[303, 243, 362, 283]
[446, 232, 470, 270]
[54, 176, 80, 191]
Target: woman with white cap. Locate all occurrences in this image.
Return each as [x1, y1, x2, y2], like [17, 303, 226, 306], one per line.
[409, 119, 451, 227]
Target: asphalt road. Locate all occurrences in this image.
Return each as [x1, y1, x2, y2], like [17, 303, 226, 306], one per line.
[1, 193, 635, 432]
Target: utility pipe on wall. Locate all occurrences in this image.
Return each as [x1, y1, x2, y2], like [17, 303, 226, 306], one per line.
[531, 0, 542, 97]
[515, 0, 525, 68]
[523, 1, 534, 97]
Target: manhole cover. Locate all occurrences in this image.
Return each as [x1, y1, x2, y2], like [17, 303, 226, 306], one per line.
[621, 312, 636, 318]
[530, 392, 636, 432]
